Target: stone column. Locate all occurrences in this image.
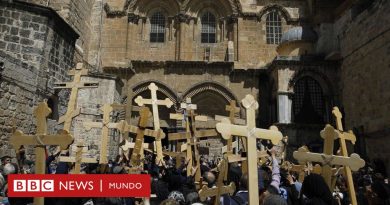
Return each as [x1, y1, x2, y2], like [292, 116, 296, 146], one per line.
[229, 16, 239, 61]
[175, 13, 190, 61]
[277, 92, 292, 123]
[276, 68, 295, 123]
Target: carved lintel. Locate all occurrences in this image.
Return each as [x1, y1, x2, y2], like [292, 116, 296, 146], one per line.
[174, 13, 194, 24]
[128, 13, 141, 24]
[104, 3, 126, 17]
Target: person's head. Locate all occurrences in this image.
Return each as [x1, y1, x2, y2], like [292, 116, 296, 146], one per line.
[112, 166, 125, 174]
[371, 181, 390, 201]
[168, 191, 185, 205]
[1, 156, 11, 165]
[3, 163, 16, 176]
[239, 173, 248, 190]
[259, 185, 280, 204]
[301, 174, 333, 204]
[262, 194, 287, 205]
[203, 171, 216, 187]
[185, 192, 200, 205]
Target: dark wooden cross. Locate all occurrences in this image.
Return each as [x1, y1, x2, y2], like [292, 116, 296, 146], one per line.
[54, 63, 98, 131]
[10, 102, 74, 205]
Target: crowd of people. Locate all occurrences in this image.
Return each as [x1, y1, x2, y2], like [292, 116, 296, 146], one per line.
[0, 147, 390, 205]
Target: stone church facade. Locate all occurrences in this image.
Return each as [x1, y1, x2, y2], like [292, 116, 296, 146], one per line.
[0, 0, 389, 175]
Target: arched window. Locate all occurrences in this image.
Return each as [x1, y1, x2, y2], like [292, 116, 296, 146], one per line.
[293, 77, 324, 124]
[266, 11, 282, 44]
[201, 12, 216, 43]
[150, 12, 165, 43]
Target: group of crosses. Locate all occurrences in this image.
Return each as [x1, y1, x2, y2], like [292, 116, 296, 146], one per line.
[9, 64, 365, 205]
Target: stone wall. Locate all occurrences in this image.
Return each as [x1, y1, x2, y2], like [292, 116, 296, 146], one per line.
[0, 1, 78, 158]
[17, 0, 95, 62]
[72, 74, 122, 162]
[100, 0, 306, 69]
[335, 0, 390, 174]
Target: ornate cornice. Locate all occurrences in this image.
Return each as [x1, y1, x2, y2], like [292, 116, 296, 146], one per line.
[174, 12, 195, 23]
[127, 13, 141, 24]
[104, 3, 126, 17]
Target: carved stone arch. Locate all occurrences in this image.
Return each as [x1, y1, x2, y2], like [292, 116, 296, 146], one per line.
[187, 0, 234, 17]
[181, 81, 239, 117]
[288, 69, 333, 97]
[182, 81, 238, 103]
[288, 69, 335, 123]
[258, 4, 296, 23]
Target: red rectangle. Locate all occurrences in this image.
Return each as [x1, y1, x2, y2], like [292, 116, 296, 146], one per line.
[8, 174, 151, 197]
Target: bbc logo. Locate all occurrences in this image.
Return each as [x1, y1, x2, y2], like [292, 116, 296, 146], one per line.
[14, 180, 54, 192]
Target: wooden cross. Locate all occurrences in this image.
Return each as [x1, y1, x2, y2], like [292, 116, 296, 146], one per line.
[169, 98, 198, 177]
[162, 151, 186, 169]
[83, 104, 117, 164]
[116, 107, 165, 166]
[293, 145, 365, 172]
[282, 161, 317, 182]
[225, 100, 240, 154]
[333, 106, 359, 205]
[10, 102, 74, 205]
[134, 83, 173, 165]
[169, 102, 217, 181]
[320, 124, 338, 188]
[59, 141, 97, 174]
[84, 104, 165, 165]
[216, 94, 283, 205]
[111, 89, 135, 155]
[198, 159, 235, 205]
[54, 63, 98, 131]
[120, 140, 150, 156]
[216, 100, 244, 155]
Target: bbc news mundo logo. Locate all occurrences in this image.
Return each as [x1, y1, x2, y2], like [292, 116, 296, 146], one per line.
[8, 174, 150, 197]
[14, 180, 54, 192]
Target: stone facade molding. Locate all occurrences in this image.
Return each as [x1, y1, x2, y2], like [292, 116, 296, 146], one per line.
[287, 68, 334, 97]
[255, 4, 298, 23]
[181, 81, 238, 104]
[104, 0, 242, 19]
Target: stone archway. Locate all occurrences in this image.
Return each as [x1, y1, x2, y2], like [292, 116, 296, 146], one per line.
[182, 81, 239, 118]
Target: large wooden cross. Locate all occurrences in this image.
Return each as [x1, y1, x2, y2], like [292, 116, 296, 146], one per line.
[333, 107, 359, 205]
[282, 161, 321, 182]
[10, 102, 74, 205]
[216, 94, 283, 205]
[134, 83, 173, 165]
[225, 100, 241, 154]
[225, 150, 269, 177]
[293, 145, 365, 172]
[320, 124, 338, 188]
[54, 63, 98, 131]
[169, 98, 200, 176]
[216, 100, 243, 155]
[169, 99, 217, 181]
[59, 141, 97, 174]
[111, 89, 135, 155]
[198, 159, 236, 205]
[84, 104, 165, 164]
[120, 139, 150, 160]
[83, 104, 117, 164]
[115, 107, 165, 166]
